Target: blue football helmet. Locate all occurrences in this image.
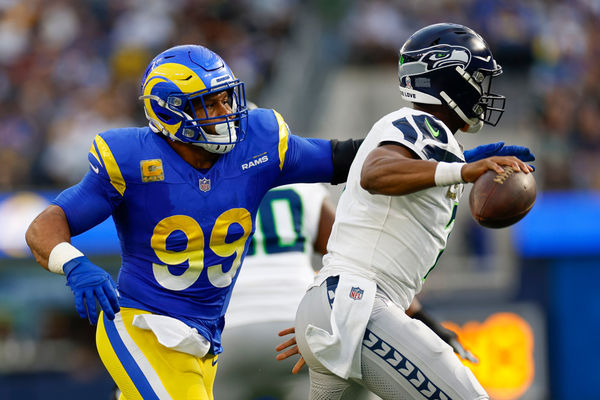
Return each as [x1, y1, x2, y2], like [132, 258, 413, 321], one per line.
[398, 23, 505, 133]
[140, 45, 248, 153]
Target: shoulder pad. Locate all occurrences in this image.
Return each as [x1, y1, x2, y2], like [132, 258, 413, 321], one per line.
[246, 108, 291, 170]
[87, 127, 150, 195]
[247, 108, 278, 134]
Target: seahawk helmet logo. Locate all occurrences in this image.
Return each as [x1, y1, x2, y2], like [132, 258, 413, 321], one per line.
[401, 44, 471, 73]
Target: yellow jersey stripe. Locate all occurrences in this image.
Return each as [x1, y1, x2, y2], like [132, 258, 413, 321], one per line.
[94, 135, 126, 196]
[273, 110, 289, 170]
[89, 143, 102, 165]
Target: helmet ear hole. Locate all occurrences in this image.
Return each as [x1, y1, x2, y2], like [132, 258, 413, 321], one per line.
[155, 109, 177, 124]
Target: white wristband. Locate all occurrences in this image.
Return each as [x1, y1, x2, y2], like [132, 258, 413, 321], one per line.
[434, 162, 466, 186]
[48, 242, 84, 275]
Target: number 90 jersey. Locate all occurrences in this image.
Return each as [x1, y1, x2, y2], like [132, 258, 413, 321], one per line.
[54, 108, 334, 354]
[225, 183, 329, 328]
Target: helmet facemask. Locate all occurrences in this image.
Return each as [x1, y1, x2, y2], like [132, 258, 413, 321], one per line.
[182, 83, 247, 154]
[476, 71, 505, 128]
[441, 66, 505, 133]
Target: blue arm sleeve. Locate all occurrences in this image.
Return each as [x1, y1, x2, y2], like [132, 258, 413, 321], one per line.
[275, 135, 334, 186]
[52, 171, 121, 236]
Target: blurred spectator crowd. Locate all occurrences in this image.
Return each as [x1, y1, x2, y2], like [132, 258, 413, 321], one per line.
[342, 0, 600, 190]
[1, 0, 599, 191]
[0, 0, 299, 189]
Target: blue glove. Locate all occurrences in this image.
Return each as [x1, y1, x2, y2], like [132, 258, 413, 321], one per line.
[64, 256, 120, 325]
[464, 142, 536, 163]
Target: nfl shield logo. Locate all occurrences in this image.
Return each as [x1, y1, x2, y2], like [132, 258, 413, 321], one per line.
[199, 177, 211, 192]
[349, 286, 363, 301]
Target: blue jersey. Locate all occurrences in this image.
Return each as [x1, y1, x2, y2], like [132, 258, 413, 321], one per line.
[53, 108, 334, 354]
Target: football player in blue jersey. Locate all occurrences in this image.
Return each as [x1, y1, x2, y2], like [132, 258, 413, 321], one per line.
[25, 44, 364, 400]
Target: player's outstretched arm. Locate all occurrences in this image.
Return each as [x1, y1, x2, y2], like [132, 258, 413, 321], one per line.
[361, 144, 533, 196]
[361, 144, 439, 195]
[26, 205, 120, 325]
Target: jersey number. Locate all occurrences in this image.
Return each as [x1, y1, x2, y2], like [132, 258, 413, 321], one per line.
[247, 189, 305, 256]
[150, 209, 252, 291]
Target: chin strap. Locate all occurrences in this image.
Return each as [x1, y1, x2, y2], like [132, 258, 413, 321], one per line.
[197, 120, 237, 154]
[440, 91, 483, 133]
[465, 120, 483, 133]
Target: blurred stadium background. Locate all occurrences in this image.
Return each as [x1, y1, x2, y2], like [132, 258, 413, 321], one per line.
[1, 0, 599, 399]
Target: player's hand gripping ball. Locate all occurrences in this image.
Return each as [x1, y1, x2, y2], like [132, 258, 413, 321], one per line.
[469, 167, 536, 229]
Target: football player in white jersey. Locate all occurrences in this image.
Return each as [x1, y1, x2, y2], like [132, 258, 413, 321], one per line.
[215, 183, 476, 400]
[279, 23, 534, 400]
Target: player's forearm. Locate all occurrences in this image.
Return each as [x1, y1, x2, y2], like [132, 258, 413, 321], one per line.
[26, 205, 72, 270]
[361, 154, 437, 195]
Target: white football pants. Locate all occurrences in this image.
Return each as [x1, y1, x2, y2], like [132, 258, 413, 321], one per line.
[295, 276, 489, 400]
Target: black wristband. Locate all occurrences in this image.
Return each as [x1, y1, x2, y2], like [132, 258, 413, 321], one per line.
[330, 138, 364, 184]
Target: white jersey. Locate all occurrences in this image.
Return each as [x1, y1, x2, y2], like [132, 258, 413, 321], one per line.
[320, 107, 465, 310]
[225, 183, 329, 328]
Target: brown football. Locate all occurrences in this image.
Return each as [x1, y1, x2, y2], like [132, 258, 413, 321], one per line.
[469, 167, 537, 229]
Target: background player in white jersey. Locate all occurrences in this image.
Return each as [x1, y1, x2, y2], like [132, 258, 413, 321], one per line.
[279, 23, 534, 399]
[214, 183, 333, 399]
